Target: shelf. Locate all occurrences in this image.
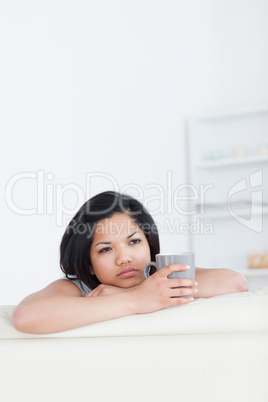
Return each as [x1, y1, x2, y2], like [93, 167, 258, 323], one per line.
[187, 108, 268, 273]
[189, 106, 268, 121]
[196, 154, 268, 169]
[241, 268, 268, 277]
[194, 206, 268, 220]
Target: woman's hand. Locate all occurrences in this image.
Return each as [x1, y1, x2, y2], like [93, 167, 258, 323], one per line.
[130, 264, 198, 314]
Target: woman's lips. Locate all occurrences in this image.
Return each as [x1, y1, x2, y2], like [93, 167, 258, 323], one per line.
[117, 268, 138, 278]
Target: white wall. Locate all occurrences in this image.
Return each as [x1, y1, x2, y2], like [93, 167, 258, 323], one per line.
[1, 0, 268, 304]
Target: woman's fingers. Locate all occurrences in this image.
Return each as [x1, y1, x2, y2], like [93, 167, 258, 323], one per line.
[168, 278, 197, 288]
[170, 296, 194, 305]
[169, 286, 198, 297]
[155, 264, 197, 288]
[158, 263, 191, 277]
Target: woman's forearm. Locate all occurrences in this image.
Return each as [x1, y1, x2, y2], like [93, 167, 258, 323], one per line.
[195, 268, 248, 298]
[12, 293, 136, 334]
[13, 264, 198, 334]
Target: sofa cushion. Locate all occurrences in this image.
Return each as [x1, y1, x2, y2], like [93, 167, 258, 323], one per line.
[1, 287, 268, 339]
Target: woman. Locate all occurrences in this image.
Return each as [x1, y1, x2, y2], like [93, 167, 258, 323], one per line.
[12, 191, 248, 334]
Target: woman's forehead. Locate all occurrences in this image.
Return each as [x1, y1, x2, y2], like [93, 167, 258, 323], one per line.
[93, 213, 139, 237]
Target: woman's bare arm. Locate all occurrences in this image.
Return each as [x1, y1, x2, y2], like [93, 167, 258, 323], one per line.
[13, 265, 246, 334]
[12, 264, 196, 334]
[195, 267, 248, 298]
[12, 279, 137, 334]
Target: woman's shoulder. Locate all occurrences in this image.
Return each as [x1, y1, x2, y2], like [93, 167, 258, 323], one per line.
[42, 278, 92, 297]
[16, 278, 83, 308]
[39, 278, 84, 296]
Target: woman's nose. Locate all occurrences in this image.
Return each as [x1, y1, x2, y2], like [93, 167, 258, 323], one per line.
[115, 249, 133, 265]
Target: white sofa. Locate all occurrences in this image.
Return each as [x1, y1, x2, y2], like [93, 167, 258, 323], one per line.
[1, 288, 268, 402]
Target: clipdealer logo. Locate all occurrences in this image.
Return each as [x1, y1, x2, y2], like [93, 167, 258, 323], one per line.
[5, 170, 214, 233]
[227, 170, 263, 233]
[5, 170, 264, 234]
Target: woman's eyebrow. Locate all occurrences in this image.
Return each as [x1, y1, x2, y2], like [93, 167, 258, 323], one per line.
[94, 231, 140, 247]
[95, 241, 111, 247]
[127, 231, 140, 239]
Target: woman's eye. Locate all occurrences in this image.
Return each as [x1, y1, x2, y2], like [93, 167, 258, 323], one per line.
[129, 238, 141, 245]
[99, 247, 112, 254]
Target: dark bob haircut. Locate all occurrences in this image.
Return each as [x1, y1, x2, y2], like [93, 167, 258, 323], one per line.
[60, 191, 160, 290]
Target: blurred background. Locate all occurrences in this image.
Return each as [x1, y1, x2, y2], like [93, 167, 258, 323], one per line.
[1, 0, 268, 304]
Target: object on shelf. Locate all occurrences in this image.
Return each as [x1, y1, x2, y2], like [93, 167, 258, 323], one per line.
[195, 200, 252, 212]
[209, 151, 223, 160]
[258, 146, 268, 156]
[233, 148, 247, 157]
[248, 253, 268, 269]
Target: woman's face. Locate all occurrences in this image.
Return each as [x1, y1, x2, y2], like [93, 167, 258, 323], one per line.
[90, 213, 151, 288]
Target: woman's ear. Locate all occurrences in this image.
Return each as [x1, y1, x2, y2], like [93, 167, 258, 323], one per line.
[89, 265, 95, 275]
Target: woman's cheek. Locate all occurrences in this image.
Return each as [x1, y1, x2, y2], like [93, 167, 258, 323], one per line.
[139, 245, 151, 263]
[93, 258, 112, 283]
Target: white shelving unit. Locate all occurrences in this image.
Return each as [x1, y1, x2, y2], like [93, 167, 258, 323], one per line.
[196, 154, 268, 168]
[186, 107, 268, 290]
